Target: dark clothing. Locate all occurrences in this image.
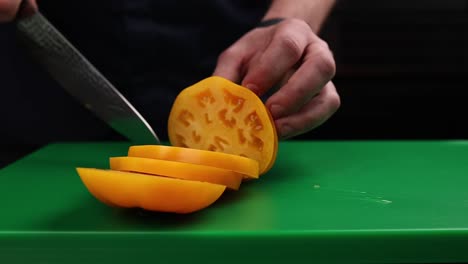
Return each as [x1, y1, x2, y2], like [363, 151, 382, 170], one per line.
[0, 0, 271, 144]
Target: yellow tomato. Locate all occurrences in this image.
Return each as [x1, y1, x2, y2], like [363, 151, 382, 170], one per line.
[168, 76, 278, 175]
[77, 168, 226, 214]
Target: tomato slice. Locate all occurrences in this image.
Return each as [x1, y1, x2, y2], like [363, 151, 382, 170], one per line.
[109, 156, 243, 190]
[168, 76, 278, 175]
[76, 167, 226, 214]
[128, 145, 259, 178]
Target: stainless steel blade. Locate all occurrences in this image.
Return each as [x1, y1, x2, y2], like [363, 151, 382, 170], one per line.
[15, 3, 160, 144]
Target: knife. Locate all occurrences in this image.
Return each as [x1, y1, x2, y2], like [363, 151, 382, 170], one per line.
[14, 0, 160, 144]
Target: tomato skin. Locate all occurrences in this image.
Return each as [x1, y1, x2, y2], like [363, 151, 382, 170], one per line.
[168, 76, 278, 175]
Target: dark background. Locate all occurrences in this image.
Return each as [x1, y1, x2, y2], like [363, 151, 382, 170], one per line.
[301, 0, 467, 140]
[1, 0, 467, 167]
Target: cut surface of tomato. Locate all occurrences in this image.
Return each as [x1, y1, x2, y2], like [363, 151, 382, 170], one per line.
[76, 167, 226, 214]
[168, 76, 278, 175]
[128, 145, 259, 178]
[110, 156, 243, 190]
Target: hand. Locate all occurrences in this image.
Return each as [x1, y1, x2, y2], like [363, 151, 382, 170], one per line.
[213, 18, 340, 139]
[0, 0, 37, 22]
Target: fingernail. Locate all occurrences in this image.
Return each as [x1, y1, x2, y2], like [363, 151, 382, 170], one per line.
[280, 125, 294, 139]
[270, 104, 284, 119]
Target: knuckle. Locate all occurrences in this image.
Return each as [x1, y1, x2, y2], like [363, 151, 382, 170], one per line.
[328, 92, 341, 113]
[277, 35, 303, 61]
[275, 20, 311, 61]
[314, 45, 336, 79]
[317, 38, 330, 50]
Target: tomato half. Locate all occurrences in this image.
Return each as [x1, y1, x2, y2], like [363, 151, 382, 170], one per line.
[168, 76, 278, 175]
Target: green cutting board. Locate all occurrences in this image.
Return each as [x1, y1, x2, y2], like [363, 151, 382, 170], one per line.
[1, 141, 468, 264]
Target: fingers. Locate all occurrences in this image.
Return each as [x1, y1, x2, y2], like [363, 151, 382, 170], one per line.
[212, 42, 254, 84]
[275, 82, 341, 139]
[212, 17, 340, 139]
[266, 39, 336, 120]
[0, 0, 21, 22]
[0, 0, 37, 22]
[241, 19, 312, 95]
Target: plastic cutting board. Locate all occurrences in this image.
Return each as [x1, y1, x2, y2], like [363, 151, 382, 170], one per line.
[1, 140, 468, 263]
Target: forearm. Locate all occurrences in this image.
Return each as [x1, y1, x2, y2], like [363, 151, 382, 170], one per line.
[262, 0, 336, 33]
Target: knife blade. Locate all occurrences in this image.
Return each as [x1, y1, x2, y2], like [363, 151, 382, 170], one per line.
[14, 0, 160, 144]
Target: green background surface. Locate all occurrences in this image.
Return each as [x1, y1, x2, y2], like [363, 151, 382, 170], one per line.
[1, 141, 468, 263]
